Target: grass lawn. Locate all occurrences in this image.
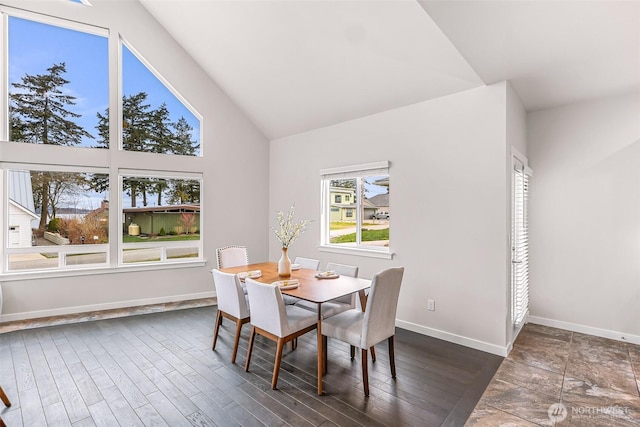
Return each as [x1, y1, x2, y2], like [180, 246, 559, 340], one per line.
[123, 234, 200, 243]
[330, 228, 389, 243]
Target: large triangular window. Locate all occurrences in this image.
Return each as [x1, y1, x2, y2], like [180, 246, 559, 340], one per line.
[119, 43, 201, 156]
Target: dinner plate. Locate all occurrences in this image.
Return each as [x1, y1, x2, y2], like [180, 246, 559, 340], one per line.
[272, 280, 300, 290]
[315, 271, 340, 279]
[291, 263, 301, 271]
[238, 270, 262, 280]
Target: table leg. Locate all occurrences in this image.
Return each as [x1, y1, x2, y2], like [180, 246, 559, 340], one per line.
[317, 303, 323, 395]
[358, 289, 367, 311]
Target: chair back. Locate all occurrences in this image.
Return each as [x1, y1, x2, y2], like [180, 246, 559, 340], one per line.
[361, 267, 404, 348]
[216, 245, 249, 268]
[245, 278, 288, 337]
[326, 262, 359, 305]
[211, 269, 250, 319]
[293, 257, 320, 270]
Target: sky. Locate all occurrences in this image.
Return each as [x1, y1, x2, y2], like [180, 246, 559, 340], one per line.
[8, 15, 201, 151]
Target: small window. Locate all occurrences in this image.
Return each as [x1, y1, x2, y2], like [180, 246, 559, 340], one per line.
[321, 162, 390, 255]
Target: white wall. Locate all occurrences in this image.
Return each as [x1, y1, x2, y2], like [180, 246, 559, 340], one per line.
[528, 92, 640, 343]
[0, 0, 270, 320]
[270, 83, 512, 355]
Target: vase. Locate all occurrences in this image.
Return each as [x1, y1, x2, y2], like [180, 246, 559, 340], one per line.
[278, 247, 292, 278]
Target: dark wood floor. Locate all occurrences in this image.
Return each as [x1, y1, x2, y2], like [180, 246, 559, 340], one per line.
[0, 306, 502, 426]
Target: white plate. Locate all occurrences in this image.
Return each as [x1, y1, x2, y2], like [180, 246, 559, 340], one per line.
[315, 271, 340, 279]
[238, 271, 262, 280]
[291, 263, 301, 270]
[272, 280, 300, 290]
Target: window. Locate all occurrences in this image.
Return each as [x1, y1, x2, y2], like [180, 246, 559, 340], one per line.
[5, 168, 109, 272]
[7, 16, 108, 148]
[121, 43, 201, 156]
[121, 174, 201, 265]
[511, 158, 531, 328]
[1, 9, 205, 275]
[320, 161, 391, 257]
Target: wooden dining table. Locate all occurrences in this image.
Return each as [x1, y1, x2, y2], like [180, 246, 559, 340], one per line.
[219, 261, 371, 395]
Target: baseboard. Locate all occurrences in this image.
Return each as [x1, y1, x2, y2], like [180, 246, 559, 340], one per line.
[528, 316, 640, 346]
[396, 319, 509, 357]
[0, 291, 216, 323]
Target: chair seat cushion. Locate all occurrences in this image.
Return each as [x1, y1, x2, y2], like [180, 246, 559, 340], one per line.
[283, 305, 318, 336]
[283, 295, 301, 305]
[294, 299, 352, 319]
[321, 309, 364, 347]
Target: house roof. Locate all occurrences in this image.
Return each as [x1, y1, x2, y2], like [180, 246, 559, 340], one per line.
[139, 0, 640, 140]
[9, 170, 37, 215]
[368, 194, 389, 208]
[123, 204, 200, 214]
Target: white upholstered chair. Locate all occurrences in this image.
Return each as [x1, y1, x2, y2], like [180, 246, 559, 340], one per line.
[294, 262, 359, 318]
[293, 256, 320, 270]
[211, 269, 251, 363]
[321, 266, 404, 396]
[244, 278, 318, 390]
[216, 245, 249, 268]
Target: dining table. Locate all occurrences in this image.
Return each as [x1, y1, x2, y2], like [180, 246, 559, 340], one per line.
[219, 261, 371, 395]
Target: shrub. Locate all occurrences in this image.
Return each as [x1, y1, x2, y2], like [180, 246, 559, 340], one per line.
[159, 227, 166, 236]
[47, 218, 61, 233]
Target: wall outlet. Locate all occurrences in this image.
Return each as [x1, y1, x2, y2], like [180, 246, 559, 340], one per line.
[427, 299, 435, 311]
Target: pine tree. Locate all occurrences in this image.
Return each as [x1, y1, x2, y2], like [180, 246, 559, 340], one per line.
[10, 62, 93, 230]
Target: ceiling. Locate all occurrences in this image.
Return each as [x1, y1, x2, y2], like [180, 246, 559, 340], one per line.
[139, 0, 640, 140]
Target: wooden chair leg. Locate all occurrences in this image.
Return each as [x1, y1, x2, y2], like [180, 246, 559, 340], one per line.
[350, 345, 356, 360]
[231, 319, 243, 364]
[361, 348, 369, 397]
[0, 385, 10, 427]
[370, 346, 376, 362]
[291, 337, 297, 351]
[0, 386, 10, 407]
[388, 336, 396, 378]
[244, 327, 257, 372]
[212, 310, 222, 350]
[272, 339, 286, 390]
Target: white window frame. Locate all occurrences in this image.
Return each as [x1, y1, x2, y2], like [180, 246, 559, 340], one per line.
[118, 170, 203, 267]
[319, 161, 393, 259]
[0, 7, 206, 279]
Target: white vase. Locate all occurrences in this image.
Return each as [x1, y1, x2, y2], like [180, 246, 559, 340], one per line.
[278, 247, 292, 278]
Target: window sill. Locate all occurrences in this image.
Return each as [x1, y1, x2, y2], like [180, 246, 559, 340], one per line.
[317, 245, 394, 260]
[0, 260, 207, 282]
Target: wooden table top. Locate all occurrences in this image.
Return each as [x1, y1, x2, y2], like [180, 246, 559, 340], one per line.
[219, 262, 370, 304]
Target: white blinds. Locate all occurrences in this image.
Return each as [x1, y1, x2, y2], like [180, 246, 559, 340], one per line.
[512, 162, 530, 327]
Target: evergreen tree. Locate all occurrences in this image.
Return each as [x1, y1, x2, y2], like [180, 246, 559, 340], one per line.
[10, 62, 93, 230]
[173, 117, 199, 156]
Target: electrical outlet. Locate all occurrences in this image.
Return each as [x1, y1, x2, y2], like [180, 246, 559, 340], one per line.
[427, 299, 435, 311]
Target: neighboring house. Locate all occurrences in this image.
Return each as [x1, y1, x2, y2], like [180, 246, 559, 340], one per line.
[122, 204, 201, 235]
[329, 186, 356, 222]
[328, 186, 377, 221]
[8, 170, 39, 247]
[368, 193, 389, 216]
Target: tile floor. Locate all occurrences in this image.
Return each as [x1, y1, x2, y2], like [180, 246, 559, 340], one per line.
[466, 323, 640, 426]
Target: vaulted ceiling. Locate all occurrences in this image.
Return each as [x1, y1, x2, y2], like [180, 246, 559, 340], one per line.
[139, 0, 640, 140]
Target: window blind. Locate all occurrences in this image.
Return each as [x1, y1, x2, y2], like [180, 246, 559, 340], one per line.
[512, 162, 530, 327]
